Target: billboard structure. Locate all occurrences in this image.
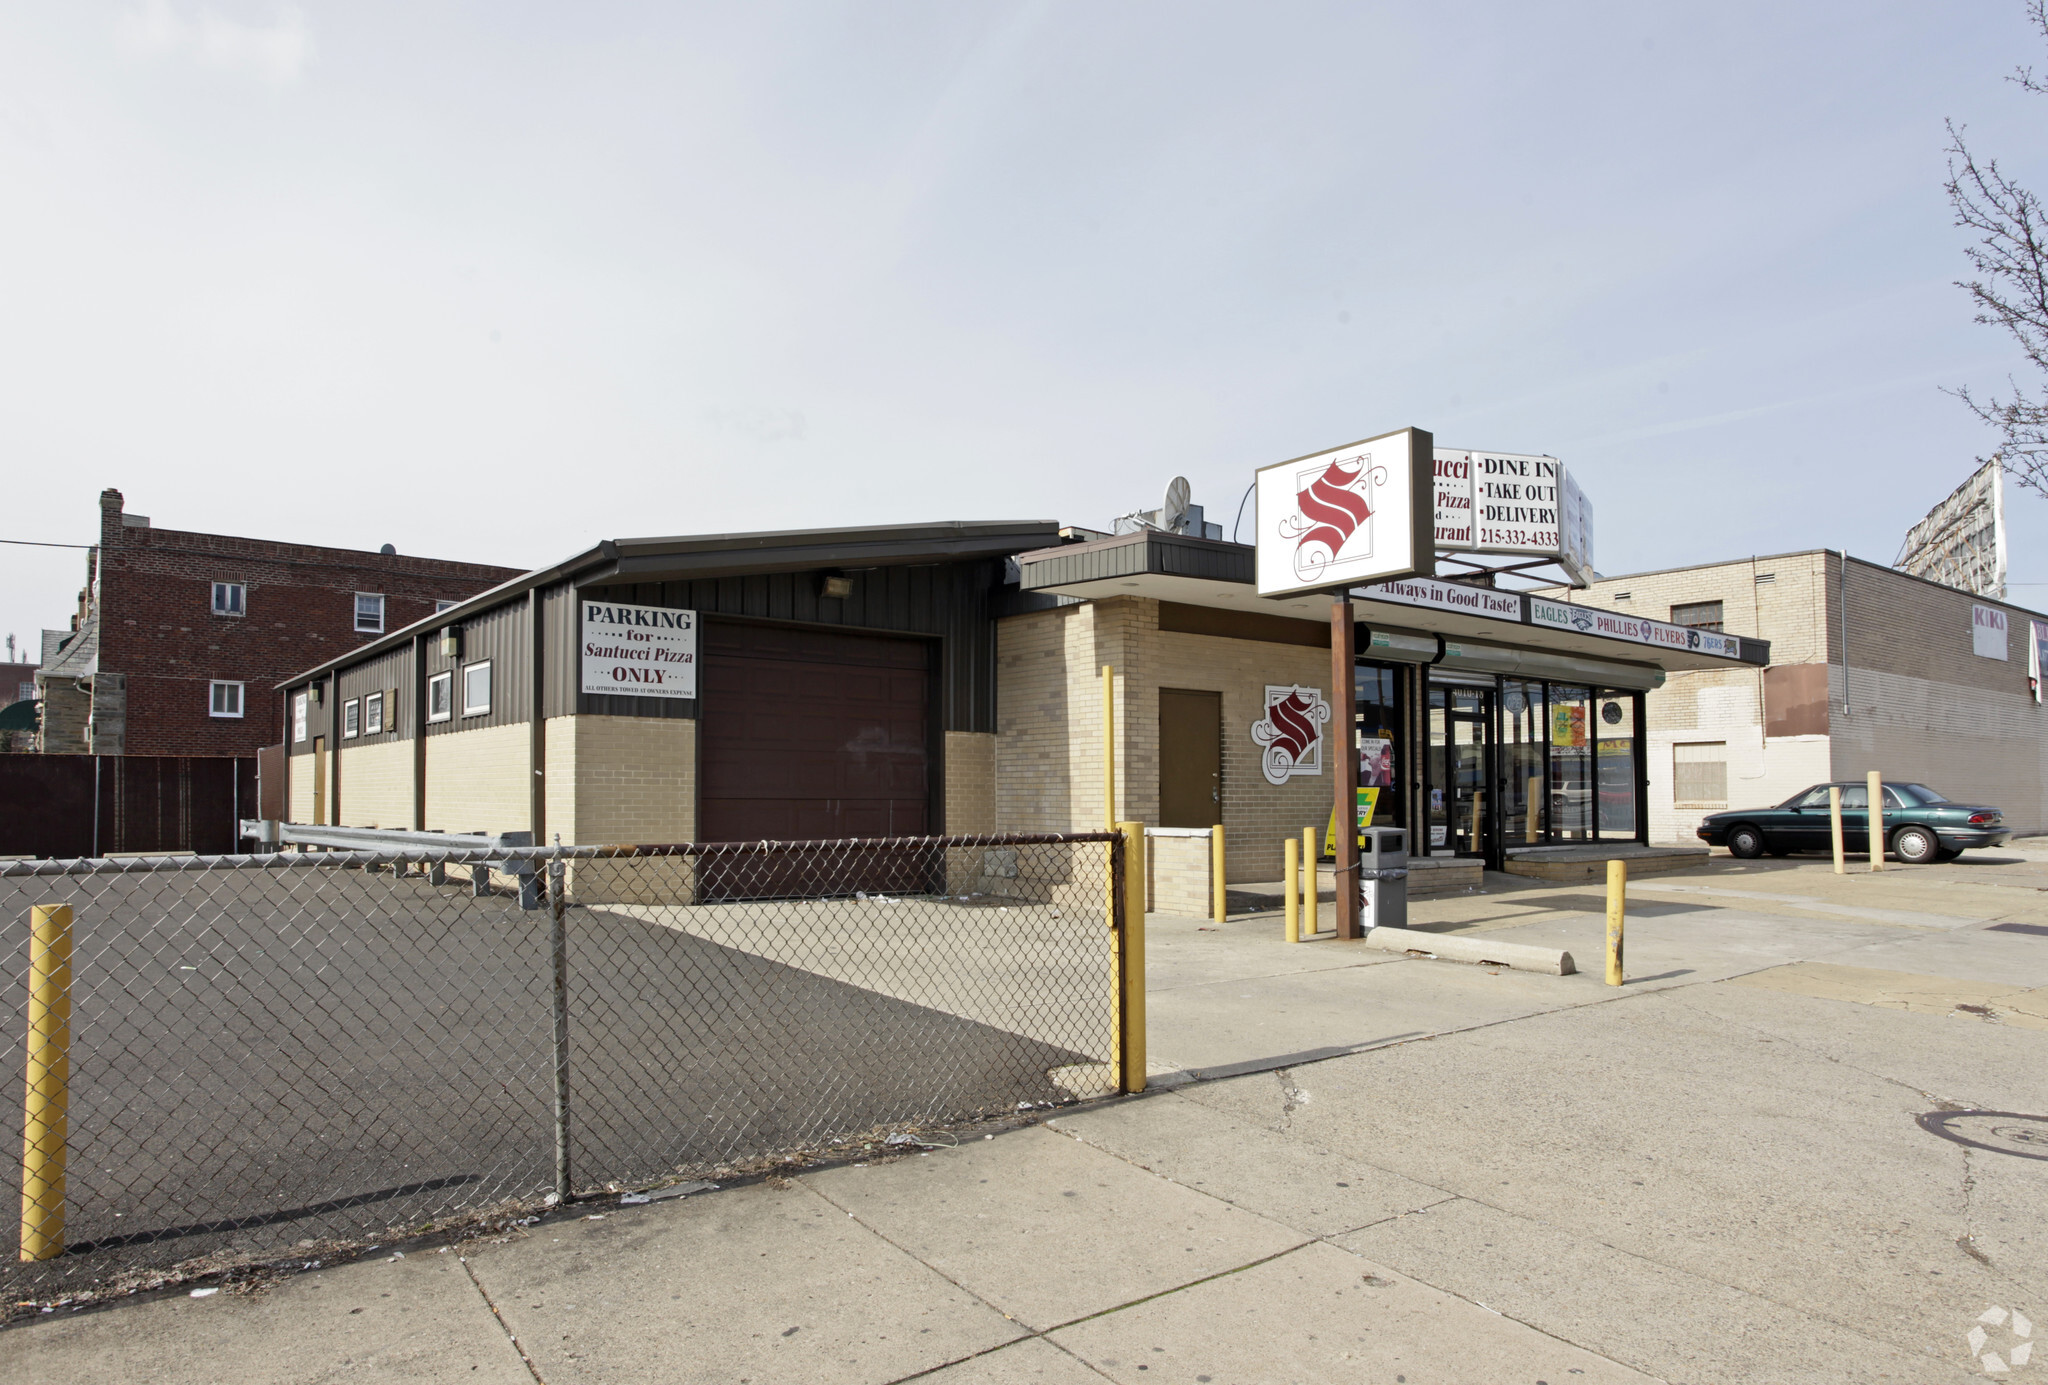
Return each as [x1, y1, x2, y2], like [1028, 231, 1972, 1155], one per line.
[1895, 460, 2008, 599]
[1431, 447, 1596, 588]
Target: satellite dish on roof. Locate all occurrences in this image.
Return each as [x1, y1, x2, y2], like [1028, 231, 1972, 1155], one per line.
[1162, 476, 1192, 534]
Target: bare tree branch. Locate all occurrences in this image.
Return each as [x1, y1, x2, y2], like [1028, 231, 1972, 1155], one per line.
[1948, 0, 2048, 498]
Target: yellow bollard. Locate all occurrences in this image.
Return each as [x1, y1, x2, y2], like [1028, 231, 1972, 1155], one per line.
[1116, 822, 1147, 1094]
[1301, 827, 1318, 937]
[1604, 860, 1626, 987]
[1210, 824, 1226, 924]
[1867, 770, 1885, 870]
[1830, 786, 1846, 875]
[1101, 666, 1116, 830]
[21, 904, 72, 1262]
[1284, 837, 1300, 944]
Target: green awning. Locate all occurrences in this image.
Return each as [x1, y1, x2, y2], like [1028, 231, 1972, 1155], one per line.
[0, 699, 39, 731]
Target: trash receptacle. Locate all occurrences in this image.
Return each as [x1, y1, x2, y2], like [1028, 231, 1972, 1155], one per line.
[1360, 827, 1408, 931]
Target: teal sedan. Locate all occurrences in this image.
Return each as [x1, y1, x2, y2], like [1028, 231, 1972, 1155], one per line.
[1695, 782, 2011, 864]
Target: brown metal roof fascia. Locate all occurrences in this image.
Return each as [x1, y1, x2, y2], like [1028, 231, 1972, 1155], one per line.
[274, 542, 618, 690]
[595, 521, 1063, 584]
[1014, 530, 1255, 589]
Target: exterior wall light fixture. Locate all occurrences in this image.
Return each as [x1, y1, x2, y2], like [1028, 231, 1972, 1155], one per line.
[820, 574, 853, 599]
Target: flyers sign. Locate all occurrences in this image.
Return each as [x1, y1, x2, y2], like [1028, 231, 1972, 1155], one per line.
[581, 600, 698, 698]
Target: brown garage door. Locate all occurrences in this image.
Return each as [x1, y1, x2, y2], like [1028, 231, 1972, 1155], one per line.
[699, 623, 931, 895]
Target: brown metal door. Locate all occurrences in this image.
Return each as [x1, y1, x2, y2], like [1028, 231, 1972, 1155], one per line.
[699, 622, 931, 897]
[1158, 689, 1222, 828]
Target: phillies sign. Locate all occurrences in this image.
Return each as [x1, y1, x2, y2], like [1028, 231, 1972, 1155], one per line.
[1255, 428, 1434, 597]
[581, 600, 698, 699]
[1251, 685, 1330, 786]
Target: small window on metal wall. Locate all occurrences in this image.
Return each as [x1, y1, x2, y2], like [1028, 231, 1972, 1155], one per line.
[462, 660, 492, 717]
[364, 691, 384, 735]
[427, 671, 453, 723]
[342, 698, 360, 738]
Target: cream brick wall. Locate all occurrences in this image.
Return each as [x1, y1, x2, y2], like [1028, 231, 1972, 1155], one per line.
[944, 731, 997, 835]
[544, 714, 696, 846]
[423, 722, 532, 835]
[289, 755, 316, 824]
[996, 599, 1339, 883]
[1147, 830, 1216, 917]
[336, 738, 414, 829]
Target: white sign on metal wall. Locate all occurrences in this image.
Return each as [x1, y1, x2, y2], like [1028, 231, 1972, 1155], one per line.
[1973, 604, 2009, 661]
[580, 600, 699, 698]
[1250, 685, 1329, 785]
[1255, 428, 1434, 597]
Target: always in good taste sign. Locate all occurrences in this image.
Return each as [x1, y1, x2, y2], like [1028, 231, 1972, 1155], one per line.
[581, 600, 698, 698]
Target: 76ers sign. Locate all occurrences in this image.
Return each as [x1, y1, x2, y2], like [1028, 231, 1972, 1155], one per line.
[1255, 427, 1434, 597]
[1251, 685, 1330, 785]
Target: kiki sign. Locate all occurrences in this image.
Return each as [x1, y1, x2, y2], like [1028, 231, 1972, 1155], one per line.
[580, 600, 698, 699]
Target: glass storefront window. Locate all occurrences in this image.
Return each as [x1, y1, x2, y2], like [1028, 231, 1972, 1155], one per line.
[1355, 664, 1404, 832]
[1595, 694, 1637, 836]
[1500, 680, 1545, 846]
[1548, 684, 1593, 842]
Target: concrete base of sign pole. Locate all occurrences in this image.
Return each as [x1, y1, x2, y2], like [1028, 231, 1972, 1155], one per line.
[1361, 925, 1576, 976]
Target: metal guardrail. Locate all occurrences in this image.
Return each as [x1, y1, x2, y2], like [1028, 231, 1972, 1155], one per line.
[241, 821, 541, 906]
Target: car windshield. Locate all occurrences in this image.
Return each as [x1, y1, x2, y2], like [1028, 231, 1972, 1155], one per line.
[1891, 783, 1949, 804]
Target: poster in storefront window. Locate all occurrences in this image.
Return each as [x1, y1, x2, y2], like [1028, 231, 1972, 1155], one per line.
[1359, 736, 1394, 787]
[1551, 703, 1587, 748]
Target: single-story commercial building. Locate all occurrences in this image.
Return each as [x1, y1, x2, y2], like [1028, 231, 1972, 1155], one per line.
[1541, 551, 2048, 841]
[274, 518, 1769, 896]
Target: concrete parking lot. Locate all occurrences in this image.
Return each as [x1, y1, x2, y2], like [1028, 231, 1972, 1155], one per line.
[8, 843, 2046, 1381]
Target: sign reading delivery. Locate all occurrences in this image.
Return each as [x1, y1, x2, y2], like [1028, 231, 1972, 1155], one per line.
[581, 600, 698, 699]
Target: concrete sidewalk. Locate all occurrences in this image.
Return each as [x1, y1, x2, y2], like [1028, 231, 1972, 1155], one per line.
[10, 846, 2048, 1383]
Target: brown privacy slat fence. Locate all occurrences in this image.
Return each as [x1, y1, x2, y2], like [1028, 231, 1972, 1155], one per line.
[0, 755, 258, 860]
[0, 832, 1127, 1301]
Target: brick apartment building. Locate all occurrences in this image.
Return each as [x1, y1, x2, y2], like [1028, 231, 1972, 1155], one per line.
[36, 489, 522, 758]
[1543, 551, 2048, 841]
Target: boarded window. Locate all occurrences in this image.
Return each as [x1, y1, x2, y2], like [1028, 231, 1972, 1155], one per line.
[1673, 742, 1727, 804]
[1670, 600, 1724, 632]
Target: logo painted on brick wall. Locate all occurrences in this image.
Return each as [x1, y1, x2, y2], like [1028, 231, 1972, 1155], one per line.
[1251, 685, 1329, 785]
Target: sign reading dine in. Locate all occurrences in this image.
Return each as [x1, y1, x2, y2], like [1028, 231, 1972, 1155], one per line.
[580, 600, 698, 699]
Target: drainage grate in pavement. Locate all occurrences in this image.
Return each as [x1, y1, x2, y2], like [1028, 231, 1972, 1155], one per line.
[1917, 1110, 2048, 1161]
[1988, 922, 2048, 936]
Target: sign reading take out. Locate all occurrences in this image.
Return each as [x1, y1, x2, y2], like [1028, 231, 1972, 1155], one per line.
[581, 600, 698, 699]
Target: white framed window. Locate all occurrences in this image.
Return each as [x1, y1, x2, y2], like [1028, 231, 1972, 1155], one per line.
[462, 660, 492, 717]
[210, 680, 245, 719]
[427, 671, 453, 723]
[364, 691, 384, 735]
[292, 691, 308, 741]
[1673, 742, 1728, 806]
[435, 599, 459, 613]
[212, 581, 245, 616]
[355, 593, 386, 634]
[342, 698, 361, 738]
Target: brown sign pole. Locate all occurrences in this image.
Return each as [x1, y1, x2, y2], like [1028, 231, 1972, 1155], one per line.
[1331, 593, 1361, 938]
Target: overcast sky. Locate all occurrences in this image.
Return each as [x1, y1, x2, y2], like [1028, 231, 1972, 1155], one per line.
[3, 2, 2045, 658]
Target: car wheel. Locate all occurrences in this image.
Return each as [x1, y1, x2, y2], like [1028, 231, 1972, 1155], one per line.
[1727, 825, 1766, 859]
[1893, 825, 1940, 865]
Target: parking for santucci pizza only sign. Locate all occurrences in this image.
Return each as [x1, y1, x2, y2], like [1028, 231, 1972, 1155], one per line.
[581, 600, 698, 698]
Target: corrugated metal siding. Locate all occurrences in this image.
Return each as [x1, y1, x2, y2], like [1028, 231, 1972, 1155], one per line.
[570, 560, 1001, 733]
[540, 581, 579, 718]
[425, 597, 530, 734]
[336, 647, 413, 739]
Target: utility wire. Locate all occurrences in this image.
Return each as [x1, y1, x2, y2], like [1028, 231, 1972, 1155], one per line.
[0, 538, 94, 550]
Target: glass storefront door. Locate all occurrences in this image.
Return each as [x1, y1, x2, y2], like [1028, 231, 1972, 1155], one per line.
[1499, 680, 1545, 848]
[1426, 685, 1492, 857]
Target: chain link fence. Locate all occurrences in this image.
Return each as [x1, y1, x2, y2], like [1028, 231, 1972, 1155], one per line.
[1, 831, 1126, 1302]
